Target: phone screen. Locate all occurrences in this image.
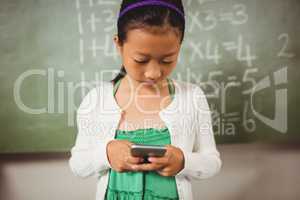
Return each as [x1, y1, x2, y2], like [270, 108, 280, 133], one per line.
[131, 144, 166, 159]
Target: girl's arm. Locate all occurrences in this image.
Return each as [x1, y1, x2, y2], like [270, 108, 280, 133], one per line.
[176, 86, 222, 180]
[69, 88, 112, 178]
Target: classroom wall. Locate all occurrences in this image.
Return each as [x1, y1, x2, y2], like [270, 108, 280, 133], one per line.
[1, 142, 299, 200]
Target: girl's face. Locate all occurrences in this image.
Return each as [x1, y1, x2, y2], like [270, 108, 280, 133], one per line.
[114, 27, 181, 89]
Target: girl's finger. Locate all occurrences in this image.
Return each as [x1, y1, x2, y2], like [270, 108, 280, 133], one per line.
[133, 163, 164, 171]
[126, 156, 144, 164]
[148, 156, 168, 164]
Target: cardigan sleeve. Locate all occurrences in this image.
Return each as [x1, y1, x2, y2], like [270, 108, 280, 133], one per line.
[176, 86, 222, 180]
[69, 87, 113, 178]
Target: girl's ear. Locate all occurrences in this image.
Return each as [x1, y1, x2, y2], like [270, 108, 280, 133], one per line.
[113, 35, 123, 55]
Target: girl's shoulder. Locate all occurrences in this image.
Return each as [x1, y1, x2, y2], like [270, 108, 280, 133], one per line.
[172, 79, 205, 97]
[76, 81, 113, 114]
[173, 79, 209, 113]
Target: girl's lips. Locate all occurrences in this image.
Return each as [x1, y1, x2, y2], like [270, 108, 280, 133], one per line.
[144, 80, 156, 85]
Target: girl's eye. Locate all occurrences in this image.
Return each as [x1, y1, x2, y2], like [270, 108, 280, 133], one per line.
[134, 59, 173, 64]
[161, 60, 173, 64]
[134, 59, 148, 64]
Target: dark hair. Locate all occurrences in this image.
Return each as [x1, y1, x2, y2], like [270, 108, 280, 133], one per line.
[111, 0, 185, 84]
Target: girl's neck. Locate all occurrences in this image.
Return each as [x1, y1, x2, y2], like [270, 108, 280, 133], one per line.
[122, 75, 167, 95]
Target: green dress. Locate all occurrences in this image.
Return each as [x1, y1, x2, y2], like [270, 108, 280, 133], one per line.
[104, 77, 179, 200]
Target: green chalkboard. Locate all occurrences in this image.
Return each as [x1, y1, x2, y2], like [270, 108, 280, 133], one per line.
[0, 0, 299, 153]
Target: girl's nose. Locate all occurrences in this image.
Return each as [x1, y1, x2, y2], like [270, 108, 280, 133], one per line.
[144, 66, 162, 80]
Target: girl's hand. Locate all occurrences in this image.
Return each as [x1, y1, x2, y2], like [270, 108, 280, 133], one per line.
[106, 140, 144, 172]
[131, 144, 185, 177]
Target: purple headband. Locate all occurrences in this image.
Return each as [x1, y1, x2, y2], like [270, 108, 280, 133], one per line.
[118, 0, 185, 20]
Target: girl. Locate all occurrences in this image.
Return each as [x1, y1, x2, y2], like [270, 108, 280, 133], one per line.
[69, 0, 222, 200]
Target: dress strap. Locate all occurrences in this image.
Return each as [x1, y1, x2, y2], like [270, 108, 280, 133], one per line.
[167, 78, 175, 101]
[113, 78, 122, 97]
[113, 77, 175, 100]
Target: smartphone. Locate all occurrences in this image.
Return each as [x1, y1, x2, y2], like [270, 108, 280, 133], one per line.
[131, 144, 166, 163]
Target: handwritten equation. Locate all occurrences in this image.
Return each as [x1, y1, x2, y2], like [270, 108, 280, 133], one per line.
[176, 66, 289, 136]
[187, 4, 248, 32]
[186, 35, 257, 66]
[75, 0, 119, 64]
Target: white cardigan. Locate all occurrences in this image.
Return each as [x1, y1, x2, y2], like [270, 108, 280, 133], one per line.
[69, 79, 222, 200]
